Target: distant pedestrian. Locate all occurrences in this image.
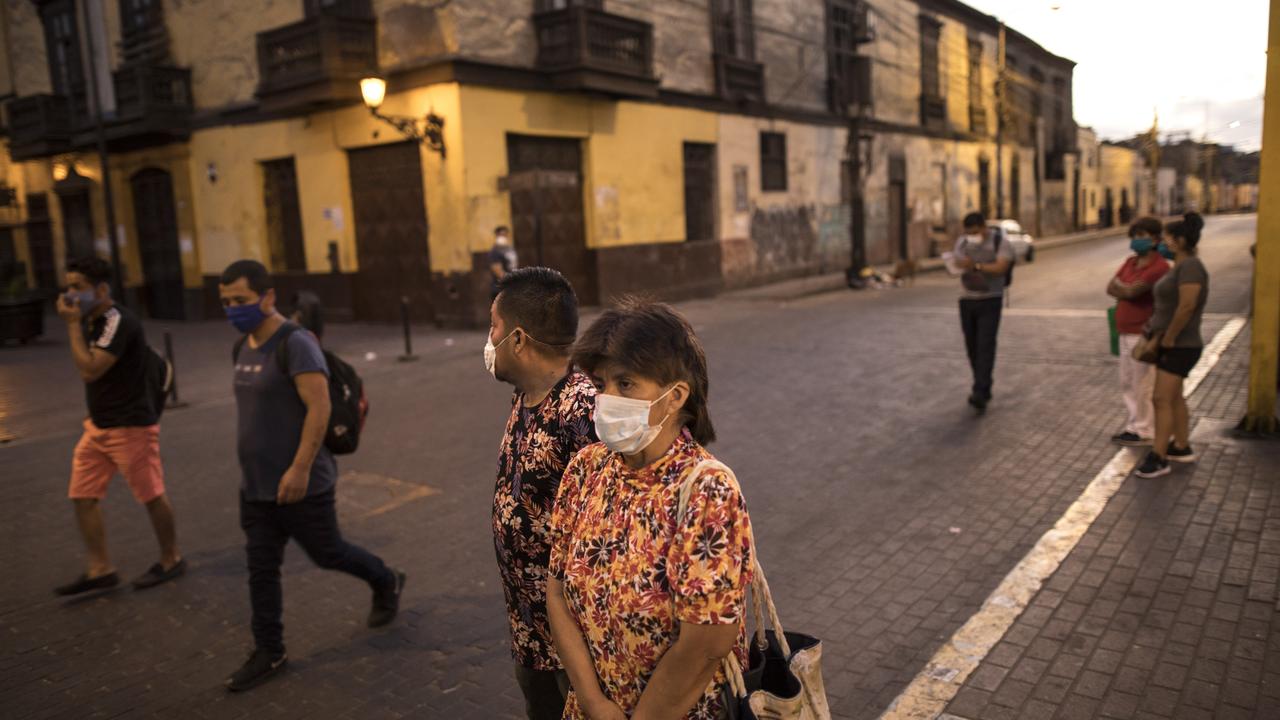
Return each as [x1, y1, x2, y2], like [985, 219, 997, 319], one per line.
[1135, 213, 1209, 478]
[218, 260, 404, 692]
[54, 256, 184, 596]
[490, 225, 519, 300]
[488, 267, 596, 720]
[1107, 217, 1170, 445]
[547, 300, 754, 720]
[954, 211, 1016, 413]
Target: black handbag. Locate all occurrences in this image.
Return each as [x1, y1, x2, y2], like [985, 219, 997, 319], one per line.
[679, 461, 831, 720]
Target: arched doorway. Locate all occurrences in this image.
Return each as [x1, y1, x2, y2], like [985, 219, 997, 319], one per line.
[130, 168, 185, 319]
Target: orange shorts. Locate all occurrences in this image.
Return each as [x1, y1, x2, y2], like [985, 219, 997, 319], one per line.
[69, 419, 165, 504]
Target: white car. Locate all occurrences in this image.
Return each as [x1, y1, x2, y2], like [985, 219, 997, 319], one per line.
[987, 219, 1035, 262]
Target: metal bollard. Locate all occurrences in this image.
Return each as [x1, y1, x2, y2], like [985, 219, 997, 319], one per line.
[162, 331, 187, 409]
[397, 295, 418, 362]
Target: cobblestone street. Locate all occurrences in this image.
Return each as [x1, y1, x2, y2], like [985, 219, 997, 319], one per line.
[2, 214, 1273, 719]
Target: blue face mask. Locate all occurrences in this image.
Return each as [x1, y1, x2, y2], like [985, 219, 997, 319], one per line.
[1130, 238, 1154, 255]
[1156, 242, 1176, 260]
[66, 288, 100, 317]
[225, 302, 268, 334]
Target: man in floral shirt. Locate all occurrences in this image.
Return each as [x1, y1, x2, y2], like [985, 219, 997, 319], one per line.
[488, 267, 596, 720]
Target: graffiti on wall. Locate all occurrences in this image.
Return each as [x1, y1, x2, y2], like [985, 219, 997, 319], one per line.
[750, 205, 816, 273]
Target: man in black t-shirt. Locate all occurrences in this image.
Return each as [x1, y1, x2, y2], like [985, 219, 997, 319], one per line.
[54, 257, 184, 596]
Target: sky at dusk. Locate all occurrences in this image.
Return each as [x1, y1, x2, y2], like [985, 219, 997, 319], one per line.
[960, 0, 1268, 151]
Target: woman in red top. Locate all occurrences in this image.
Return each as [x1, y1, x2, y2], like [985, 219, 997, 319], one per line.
[1106, 216, 1170, 445]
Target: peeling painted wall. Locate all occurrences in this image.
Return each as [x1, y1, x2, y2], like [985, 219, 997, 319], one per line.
[716, 115, 847, 287]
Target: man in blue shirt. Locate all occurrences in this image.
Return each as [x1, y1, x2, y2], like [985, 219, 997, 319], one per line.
[219, 260, 404, 692]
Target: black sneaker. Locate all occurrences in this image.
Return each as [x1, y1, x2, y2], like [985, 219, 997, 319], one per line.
[1135, 451, 1171, 478]
[132, 558, 187, 590]
[968, 394, 989, 414]
[1110, 431, 1148, 447]
[368, 569, 407, 628]
[225, 648, 287, 692]
[54, 571, 119, 596]
[1167, 444, 1198, 463]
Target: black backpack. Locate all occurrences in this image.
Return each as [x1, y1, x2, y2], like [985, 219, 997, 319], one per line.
[989, 227, 1015, 287]
[233, 324, 368, 455]
[144, 346, 173, 420]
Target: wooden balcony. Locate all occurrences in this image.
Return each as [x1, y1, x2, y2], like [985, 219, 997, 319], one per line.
[256, 14, 378, 114]
[107, 65, 193, 146]
[4, 95, 75, 160]
[714, 53, 765, 104]
[534, 7, 658, 98]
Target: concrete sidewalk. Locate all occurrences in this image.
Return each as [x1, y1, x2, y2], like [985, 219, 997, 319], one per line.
[910, 322, 1280, 720]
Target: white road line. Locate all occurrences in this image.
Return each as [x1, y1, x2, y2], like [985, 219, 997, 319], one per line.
[879, 316, 1249, 720]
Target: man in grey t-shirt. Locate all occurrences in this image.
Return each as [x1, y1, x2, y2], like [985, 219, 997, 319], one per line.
[954, 212, 1016, 413]
[218, 260, 404, 692]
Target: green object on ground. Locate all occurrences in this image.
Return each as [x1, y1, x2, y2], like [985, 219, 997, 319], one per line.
[1108, 305, 1120, 356]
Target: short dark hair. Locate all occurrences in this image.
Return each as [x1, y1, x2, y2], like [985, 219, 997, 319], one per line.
[963, 211, 986, 228]
[495, 225, 510, 235]
[1165, 212, 1205, 251]
[66, 256, 112, 286]
[572, 299, 716, 445]
[495, 267, 579, 351]
[220, 259, 274, 293]
[1128, 216, 1163, 238]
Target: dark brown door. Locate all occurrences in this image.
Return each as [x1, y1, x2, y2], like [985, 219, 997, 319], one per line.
[25, 194, 57, 296]
[262, 158, 307, 272]
[347, 141, 432, 322]
[978, 157, 991, 218]
[131, 168, 185, 319]
[60, 190, 94, 261]
[506, 135, 595, 304]
[683, 142, 717, 242]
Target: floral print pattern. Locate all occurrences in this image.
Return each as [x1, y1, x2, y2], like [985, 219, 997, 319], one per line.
[493, 371, 597, 670]
[549, 431, 754, 719]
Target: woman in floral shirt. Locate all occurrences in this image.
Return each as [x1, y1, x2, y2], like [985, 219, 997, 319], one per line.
[548, 301, 753, 720]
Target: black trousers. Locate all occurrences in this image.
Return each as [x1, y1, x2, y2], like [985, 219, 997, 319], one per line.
[959, 297, 1004, 400]
[514, 665, 570, 720]
[239, 491, 393, 654]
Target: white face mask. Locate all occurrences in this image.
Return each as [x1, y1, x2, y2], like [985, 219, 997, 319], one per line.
[963, 233, 984, 245]
[594, 386, 676, 455]
[484, 329, 516, 378]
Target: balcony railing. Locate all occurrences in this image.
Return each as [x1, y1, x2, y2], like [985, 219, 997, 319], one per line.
[256, 14, 378, 111]
[715, 53, 765, 104]
[114, 65, 192, 121]
[5, 94, 74, 160]
[534, 7, 657, 97]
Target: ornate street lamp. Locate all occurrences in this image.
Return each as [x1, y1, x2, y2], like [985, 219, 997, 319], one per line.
[360, 77, 446, 158]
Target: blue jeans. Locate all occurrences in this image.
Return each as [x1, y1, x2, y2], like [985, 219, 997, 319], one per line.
[239, 491, 393, 654]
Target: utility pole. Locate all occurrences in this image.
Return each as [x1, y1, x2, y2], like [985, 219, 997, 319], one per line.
[844, 2, 875, 287]
[1241, 0, 1279, 434]
[995, 21, 1006, 219]
[78, 0, 125, 303]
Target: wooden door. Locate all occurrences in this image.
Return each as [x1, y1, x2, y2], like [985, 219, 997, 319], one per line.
[506, 135, 595, 304]
[25, 194, 57, 296]
[682, 142, 717, 242]
[347, 141, 432, 322]
[131, 168, 185, 319]
[59, 190, 94, 261]
[262, 158, 307, 272]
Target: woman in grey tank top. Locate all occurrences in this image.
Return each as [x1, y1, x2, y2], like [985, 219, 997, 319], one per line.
[1135, 213, 1209, 479]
